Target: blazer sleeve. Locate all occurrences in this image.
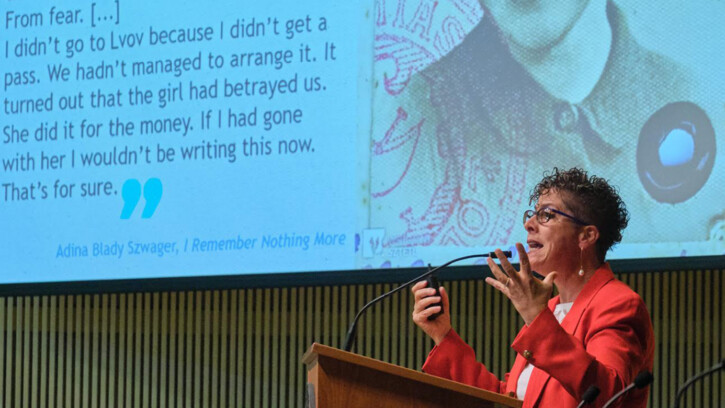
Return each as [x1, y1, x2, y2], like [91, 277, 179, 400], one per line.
[422, 329, 509, 393]
[510, 293, 653, 404]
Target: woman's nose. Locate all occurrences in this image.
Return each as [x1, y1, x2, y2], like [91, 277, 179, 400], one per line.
[524, 215, 537, 232]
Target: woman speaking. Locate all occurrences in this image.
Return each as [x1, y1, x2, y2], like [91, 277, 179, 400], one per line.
[412, 167, 654, 408]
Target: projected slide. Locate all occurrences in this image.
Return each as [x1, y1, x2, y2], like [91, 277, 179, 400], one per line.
[2, 0, 724, 285]
[2, 1, 372, 283]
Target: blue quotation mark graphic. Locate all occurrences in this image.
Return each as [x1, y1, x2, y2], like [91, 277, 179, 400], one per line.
[120, 178, 163, 219]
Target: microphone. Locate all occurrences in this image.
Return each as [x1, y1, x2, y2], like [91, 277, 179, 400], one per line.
[341, 251, 512, 352]
[601, 371, 653, 408]
[423, 269, 443, 321]
[673, 358, 724, 408]
[576, 385, 600, 407]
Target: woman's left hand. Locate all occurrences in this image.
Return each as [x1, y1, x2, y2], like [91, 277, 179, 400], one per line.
[485, 242, 557, 325]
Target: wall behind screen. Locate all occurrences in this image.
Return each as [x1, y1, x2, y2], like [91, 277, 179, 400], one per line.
[0, 267, 722, 407]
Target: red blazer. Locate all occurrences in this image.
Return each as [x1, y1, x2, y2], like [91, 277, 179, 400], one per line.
[422, 264, 654, 408]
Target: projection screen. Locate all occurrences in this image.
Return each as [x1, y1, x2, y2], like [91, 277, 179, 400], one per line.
[2, 0, 723, 288]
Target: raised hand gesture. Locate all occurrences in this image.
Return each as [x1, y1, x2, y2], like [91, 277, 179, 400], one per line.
[485, 243, 557, 325]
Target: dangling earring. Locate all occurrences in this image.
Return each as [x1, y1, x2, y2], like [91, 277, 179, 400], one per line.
[578, 247, 585, 276]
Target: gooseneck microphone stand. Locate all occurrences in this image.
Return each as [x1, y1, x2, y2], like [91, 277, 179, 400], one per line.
[342, 251, 511, 352]
[673, 358, 724, 408]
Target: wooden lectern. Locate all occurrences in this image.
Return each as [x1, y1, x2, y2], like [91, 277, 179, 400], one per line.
[303, 343, 522, 408]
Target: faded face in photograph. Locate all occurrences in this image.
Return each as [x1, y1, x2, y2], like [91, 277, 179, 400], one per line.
[481, 0, 593, 50]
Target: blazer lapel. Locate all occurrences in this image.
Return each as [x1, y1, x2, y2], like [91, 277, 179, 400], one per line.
[519, 264, 615, 406]
[513, 300, 558, 405]
[505, 354, 530, 396]
[559, 264, 615, 335]
[523, 365, 552, 407]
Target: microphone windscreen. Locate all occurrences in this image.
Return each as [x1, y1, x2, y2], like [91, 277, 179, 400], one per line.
[633, 371, 654, 388]
[581, 385, 600, 403]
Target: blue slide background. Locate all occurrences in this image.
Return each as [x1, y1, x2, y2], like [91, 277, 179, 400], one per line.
[2, 1, 372, 283]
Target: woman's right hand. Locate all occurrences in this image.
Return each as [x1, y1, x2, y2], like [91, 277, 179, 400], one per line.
[411, 280, 452, 345]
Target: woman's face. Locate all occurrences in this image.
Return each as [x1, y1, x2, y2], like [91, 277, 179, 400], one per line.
[481, 0, 591, 50]
[524, 190, 582, 275]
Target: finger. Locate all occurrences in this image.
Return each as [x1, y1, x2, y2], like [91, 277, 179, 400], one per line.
[516, 242, 531, 275]
[485, 276, 508, 293]
[411, 280, 427, 293]
[487, 256, 509, 283]
[419, 305, 442, 319]
[413, 287, 438, 301]
[413, 306, 443, 324]
[440, 286, 450, 311]
[413, 295, 443, 313]
[494, 248, 520, 282]
[543, 271, 558, 287]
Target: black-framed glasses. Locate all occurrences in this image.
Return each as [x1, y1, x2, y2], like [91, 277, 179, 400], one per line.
[523, 207, 588, 226]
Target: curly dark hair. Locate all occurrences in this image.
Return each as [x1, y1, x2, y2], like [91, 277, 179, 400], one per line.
[529, 167, 629, 262]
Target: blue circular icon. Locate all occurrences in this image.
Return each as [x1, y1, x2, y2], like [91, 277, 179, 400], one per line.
[637, 102, 715, 203]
